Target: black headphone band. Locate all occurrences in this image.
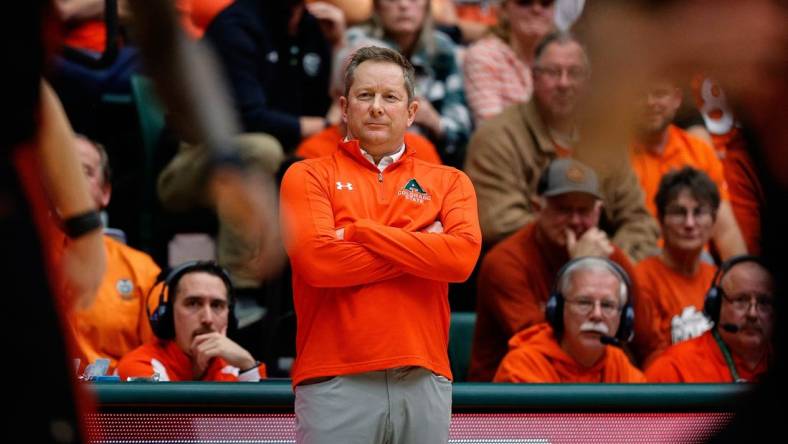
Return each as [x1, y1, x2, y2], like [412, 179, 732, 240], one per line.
[711, 254, 766, 290]
[552, 256, 632, 302]
[547, 256, 635, 342]
[147, 260, 236, 340]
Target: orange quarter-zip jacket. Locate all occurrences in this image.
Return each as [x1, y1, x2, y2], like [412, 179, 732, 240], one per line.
[280, 139, 482, 387]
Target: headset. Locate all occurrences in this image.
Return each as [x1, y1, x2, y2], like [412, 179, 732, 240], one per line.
[545, 256, 635, 344]
[148, 260, 238, 340]
[703, 254, 766, 326]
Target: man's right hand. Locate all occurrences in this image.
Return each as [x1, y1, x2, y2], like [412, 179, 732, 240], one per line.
[566, 227, 614, 258]
[191, 332, 256, 377]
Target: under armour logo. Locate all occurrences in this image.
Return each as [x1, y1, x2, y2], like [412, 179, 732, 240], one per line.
[336, 182, 354, 190]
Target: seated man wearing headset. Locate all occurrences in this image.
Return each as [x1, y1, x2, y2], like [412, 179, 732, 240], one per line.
[494, 256, 645, 383]
[646, 256, 774, 383]
[117, 261, 265, 381]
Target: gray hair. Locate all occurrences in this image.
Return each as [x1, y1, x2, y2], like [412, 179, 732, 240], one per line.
[558, 257, 628, 306]
[534, 31, 590, 71]
[343, 46, 417, 103]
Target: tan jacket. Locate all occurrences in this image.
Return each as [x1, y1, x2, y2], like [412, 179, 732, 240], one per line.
[464, 100, 659, 260]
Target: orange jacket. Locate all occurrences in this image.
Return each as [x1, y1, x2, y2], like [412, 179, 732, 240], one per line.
[632, 256, 717, 366]
[468, 222, 636, 382]
[296, 125, 443, 165]
[69, 235, 160, 374]
[280, 139, 481, 387]
[630, 125, 730, 217]
[645, 330, 768, 383]
[494, 323, 646, 383]
[117, 339, 265, 381]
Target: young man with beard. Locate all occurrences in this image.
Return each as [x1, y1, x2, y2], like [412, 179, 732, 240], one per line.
[117, 261, 265, 381]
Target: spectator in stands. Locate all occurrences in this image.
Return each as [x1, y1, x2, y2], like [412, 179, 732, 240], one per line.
[646, 256, 773, 383]
[690, 76, 764, 255]
[494, 256, 644, 383]
[70, 135, 161, 375]
[280, 46, 481, 443]
[345, 0, 472, 167]
[430, 0, 496, 44]
[469, 158, 636, 381]
[464, 31, 659, 260]
[117, 261, 265, 381]
[463, 0, 555, 122]
[629, 80, 747, 259]
[51, 0, 139, 133]
[632, 167, 721, 366]
[201, 0, 338, 151]
[296, 42, 442, 163]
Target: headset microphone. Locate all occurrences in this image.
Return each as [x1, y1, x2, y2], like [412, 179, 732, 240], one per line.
[721, 323, 740, 333]
[599, 335, 621, 347]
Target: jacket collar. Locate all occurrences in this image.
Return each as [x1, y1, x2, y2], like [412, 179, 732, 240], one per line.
[522, 100, 560, 155]
[339, 138, 415, 172]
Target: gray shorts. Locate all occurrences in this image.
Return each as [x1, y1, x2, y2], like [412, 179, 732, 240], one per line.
[295, 366, 452, 444]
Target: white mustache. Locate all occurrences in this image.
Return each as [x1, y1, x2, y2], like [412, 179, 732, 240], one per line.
[580, 322, 610, 335]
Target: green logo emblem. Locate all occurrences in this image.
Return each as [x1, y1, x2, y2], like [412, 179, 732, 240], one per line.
[398, 178, 431, 203]
[402, 178, 426, 194]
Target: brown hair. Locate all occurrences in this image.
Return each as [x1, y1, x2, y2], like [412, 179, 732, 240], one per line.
[343, 45, 416, 103]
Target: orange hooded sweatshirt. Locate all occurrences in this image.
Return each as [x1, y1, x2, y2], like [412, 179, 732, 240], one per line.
[493, 323, 646, 383]
[280, 139, 482, 387]
[645, 330, 769, 383]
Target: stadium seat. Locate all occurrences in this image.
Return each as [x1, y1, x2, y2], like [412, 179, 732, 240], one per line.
[448, 312, 476, 382]
[130, 74, 165, 249]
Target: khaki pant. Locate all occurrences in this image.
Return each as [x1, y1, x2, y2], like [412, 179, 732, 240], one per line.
[295, 367, 452, 444]
[157, 133, 284, 287]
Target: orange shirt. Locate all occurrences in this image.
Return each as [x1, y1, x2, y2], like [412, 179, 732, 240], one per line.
[117, 339, 265, 381]
[646, 330, 768, 383]
[176, 0, 234, 39]
[296, 125, 443, 165]
[632, 256, 717, 366]
[280, 139, 481, 387]
[691, 76, 763, 253]
[468, 222, 636, 382]
[494, 323, 646, 383]
[718, 132, 763, 254]
[63, 20, 106, 53]
[630, 125, 730, 217]
[69, 235, 161, 374]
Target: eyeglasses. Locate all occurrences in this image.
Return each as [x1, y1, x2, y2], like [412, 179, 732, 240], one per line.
[565, 298, 621, 318]
[533, 66, 588, 83]
[723, 293, 774, 315]
[513, 0, 556, 7]
[663, 205, 714, 223]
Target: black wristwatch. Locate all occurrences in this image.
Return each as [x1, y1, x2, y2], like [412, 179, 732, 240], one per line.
[62, 210, 103, 239]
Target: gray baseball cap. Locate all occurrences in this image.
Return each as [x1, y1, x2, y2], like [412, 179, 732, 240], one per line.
[538, 158, 603, 199]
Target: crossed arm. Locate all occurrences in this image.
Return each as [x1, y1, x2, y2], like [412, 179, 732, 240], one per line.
[280, 163, 481, 287]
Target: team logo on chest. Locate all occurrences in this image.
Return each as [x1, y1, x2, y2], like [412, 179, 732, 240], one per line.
[116, 279, 134, 300]
[398, 178, 431, 204]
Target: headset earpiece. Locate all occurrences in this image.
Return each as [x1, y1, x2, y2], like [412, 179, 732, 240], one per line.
[148, 260, 238, 340]
[545, 257, 634, 342]
[704, 254, 764, 326]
